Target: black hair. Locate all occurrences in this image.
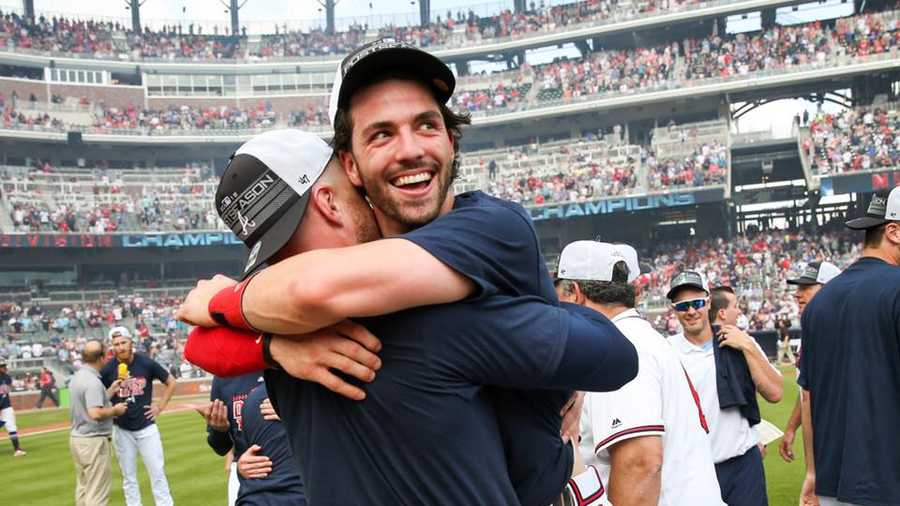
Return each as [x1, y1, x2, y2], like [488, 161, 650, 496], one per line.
[330, 71, 471, 182]
[571, 261, 636, 308]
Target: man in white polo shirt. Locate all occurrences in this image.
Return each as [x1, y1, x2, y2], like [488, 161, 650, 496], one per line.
[556, 241, 724, 506]
[668, 272, 783, 506]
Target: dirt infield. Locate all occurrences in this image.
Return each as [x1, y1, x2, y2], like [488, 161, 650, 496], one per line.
[0, 394, 211, 439]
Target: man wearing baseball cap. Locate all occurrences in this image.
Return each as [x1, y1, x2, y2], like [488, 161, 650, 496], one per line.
[667, 272, 780, 506]
[178, 39, 637, 505]
[799, 187, 900, 506]
[556, 241, 725, 506]
[0, 357, 26, 457]
[181, 129, 637, 505]
[777, 260, 840, 464]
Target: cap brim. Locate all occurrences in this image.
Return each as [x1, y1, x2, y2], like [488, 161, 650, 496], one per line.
[666, 282, 707, 300]
[845, 215, 888, 230]
[786, 277, 818, 286]
[240, 195, 309, 280]
[338, 47, 454, 110]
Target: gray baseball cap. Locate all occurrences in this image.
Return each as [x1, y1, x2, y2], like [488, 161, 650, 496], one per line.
[666, 270, 709, 300]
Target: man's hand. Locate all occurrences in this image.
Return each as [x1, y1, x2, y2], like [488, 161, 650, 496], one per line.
[718, 325, 754, 352]
[271, 320, 382, 401]
[780, 428, 796, 462]
[194, 399, 229, 431]
[144, 404, 162, 421]
[111, 402, 128, 417]
[260, 398, 280, 422]
[176, 274, 238, 327]
[237, 444, 272, 479]
[560, 391, 584, 445]
[800, 473, 819, 506]
[758, 442, 768, 460]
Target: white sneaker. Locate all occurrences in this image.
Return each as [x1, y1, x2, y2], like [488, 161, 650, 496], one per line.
[13, 449, 26, 457]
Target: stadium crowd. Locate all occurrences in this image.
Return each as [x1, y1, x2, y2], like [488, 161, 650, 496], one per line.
[805, 102, 900, 175]
[0, 292, 200, 391]
[645, 140, 729, 190]
[0, 9, 896, 133]
[3, 162, 221, 234]
[0, 0, 707, 61]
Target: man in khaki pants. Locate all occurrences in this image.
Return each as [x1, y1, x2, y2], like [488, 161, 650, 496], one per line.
[69, 340, 127, 506]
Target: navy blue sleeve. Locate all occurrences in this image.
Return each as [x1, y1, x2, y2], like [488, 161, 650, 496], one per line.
[798, 304, 812, 390]
[548, 303, 638, 392]
[207, 378, 233, 456]
[402, 204, 546, 300]
[431, 297, 569, 388]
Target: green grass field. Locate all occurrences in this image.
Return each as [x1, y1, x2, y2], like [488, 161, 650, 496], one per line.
[2, 371, 805, 505]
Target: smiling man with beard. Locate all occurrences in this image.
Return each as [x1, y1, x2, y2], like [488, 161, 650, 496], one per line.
[181, 129, 636, 505]
[178, 40, 639, 505]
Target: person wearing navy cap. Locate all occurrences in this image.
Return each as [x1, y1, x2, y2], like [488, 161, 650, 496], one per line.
[799, 187, 900, 506]
[777, 260, 840, 465]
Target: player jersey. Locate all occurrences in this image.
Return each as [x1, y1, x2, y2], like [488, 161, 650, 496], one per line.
[579, 308, 724, 506]
[100, 353, 169, 431]
[234, 384, 306, 506]
[404, 190, 574, 506]
[0, 373, 11, 410]
[799, 257, 900, 505]
[209, 373, 264, 457]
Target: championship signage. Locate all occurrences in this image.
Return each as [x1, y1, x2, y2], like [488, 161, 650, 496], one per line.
[528, 188, 724, 222]
[0, 232, 243, 249]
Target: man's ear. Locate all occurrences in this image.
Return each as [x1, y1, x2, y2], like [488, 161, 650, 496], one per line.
[572, 281, 586, 305]
[885, 221, 900, 245]
[338, 151, 363, 188]
[309, 185, 342, 226]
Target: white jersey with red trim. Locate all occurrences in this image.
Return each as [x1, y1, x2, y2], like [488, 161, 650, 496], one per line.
[579, 308, 725, 506]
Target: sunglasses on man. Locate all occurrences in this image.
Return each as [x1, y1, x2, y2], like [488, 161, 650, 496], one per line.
[672, 297, 709, 312]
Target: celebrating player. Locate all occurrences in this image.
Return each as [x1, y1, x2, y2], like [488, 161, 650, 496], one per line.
[799, 187, 900, 506]
[0, 357, 26, 457]
[100, 326, 177, 506]
[556, 241, 724, 505]
[195, 373, 264, 506]
[667, 273, 783, 506]
[778, 260, 840, 464]
[181, 127, 637, 504]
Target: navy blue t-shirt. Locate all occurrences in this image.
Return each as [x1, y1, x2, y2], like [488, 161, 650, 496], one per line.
[208, 373, 264, 457]
[234, 384, 306, 506]
[799, 257, 900, 505]
[0, 373, 11, 410]
[100, 353, 169, 431]
[403, 191, 572, 506]
[267, 294, 632, 506]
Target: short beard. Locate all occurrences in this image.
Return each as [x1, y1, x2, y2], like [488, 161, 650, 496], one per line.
[353, 153, 454, 231]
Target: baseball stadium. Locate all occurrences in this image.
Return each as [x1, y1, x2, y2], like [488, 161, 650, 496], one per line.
[0, 0, 898, 505]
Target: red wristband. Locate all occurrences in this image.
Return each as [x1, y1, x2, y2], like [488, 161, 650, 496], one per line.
[184, 326, 266, 377]
[208, 272, 259, 331]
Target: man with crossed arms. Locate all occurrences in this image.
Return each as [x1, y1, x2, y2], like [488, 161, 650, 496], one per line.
[556, 241, 724, 506]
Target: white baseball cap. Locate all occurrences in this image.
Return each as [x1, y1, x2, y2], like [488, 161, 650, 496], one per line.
[845, 186, 900, 230]
[109, 326, 132, 340]
[786, 261, 841, 286]
[557, 241, 641, 283]
[216, 129, 332, 278]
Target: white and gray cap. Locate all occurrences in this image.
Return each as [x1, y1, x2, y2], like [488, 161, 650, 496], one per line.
[666, 270, 710, 300]
[557, 241, 641, 283]
[108, 326, 132, 340]
[845, 186, 900, 230]
[216, 129, 332, 279]
[786, 261, 841, 286]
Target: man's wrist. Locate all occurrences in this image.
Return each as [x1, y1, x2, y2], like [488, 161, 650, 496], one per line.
[208, 272, 260, 331]
[262, 334, 281, 369]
